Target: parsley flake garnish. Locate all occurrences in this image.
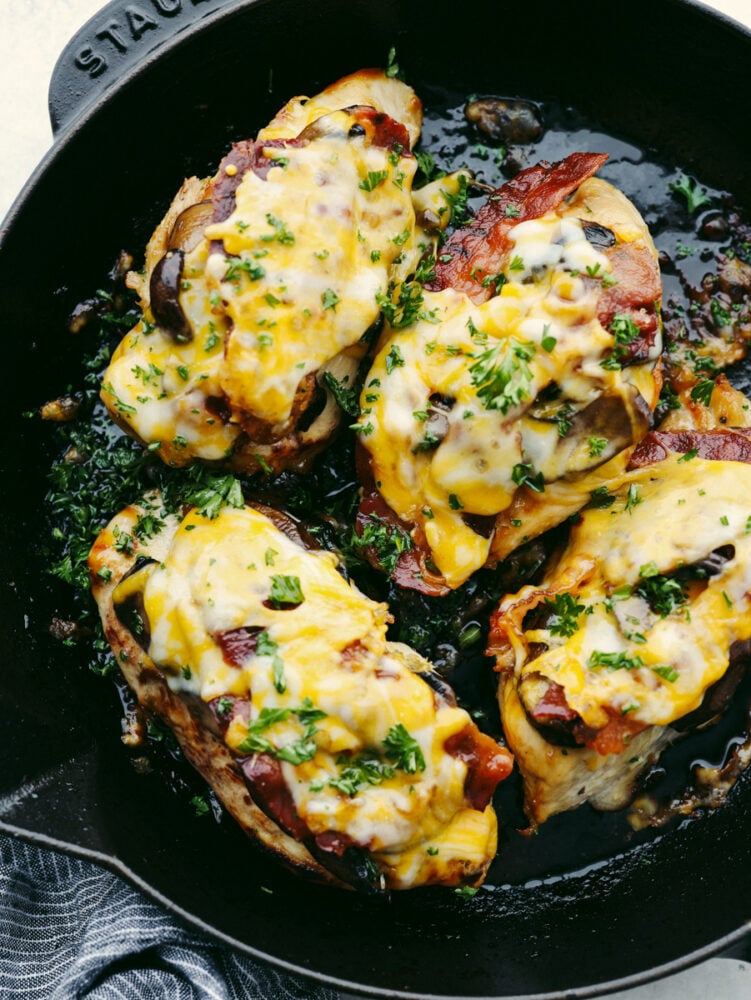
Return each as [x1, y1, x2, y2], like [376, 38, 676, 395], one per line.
[257, 630, 285, 693]
[321, 288, 340, 311]
[359, 170, 389, 193]
[669, 172, 711, 213]
[544, 592, 585, 637]
[469, 337, 535, 414]
[268, 574, 305, 608]
[382, 723, 425, 773]
[224, 257, 266, 282]
[385, 344, 405, 374]
[588, 650, 644, 671]
[690, 379, 715, 407]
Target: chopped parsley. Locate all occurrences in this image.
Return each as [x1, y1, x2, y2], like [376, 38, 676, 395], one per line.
[669, 172, 711, 213]
[414, 150, 444, 185]
[624, 483, 643, 514]
[257, 630, 285, 693]
[415, 254, 436, 285]
[182, 470, 244, 519]
[544, 592, 585, 637]
[385, 344, 405, 374]
[321, 371, 359, 416]
[263, 213, 295, 245]
[587, 486, 616, 509]
[191, 795, 210, 817]
[385, 46, 400, 79]
[377, 280, 438, 329]
[321, 288, 340, 311]
[353, 513, 412, 574]
[237, 699, 326, 763]
[588, 436, 608, 458]
[601, 312, 641, 370]
[469, 337, 536, 414]
[268, 574, 305, 608]
[359, 170, 389, 193]
[329, 753, 394, 796]
[588, 651, 645, 671]
[635, 563, 687, 617]
[441, 173, 471, 228]
[382, 723, 425, 773]
[511, 463, 545, 493]
[690, 378, 715, 407]
[224, 257, 266, 282]
[541, 327, 557, 353]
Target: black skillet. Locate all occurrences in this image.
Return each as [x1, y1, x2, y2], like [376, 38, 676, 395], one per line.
[1, 0, 751, 996]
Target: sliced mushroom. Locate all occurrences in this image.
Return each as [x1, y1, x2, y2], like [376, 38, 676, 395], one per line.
[581, 220, 616, 249]
[518, 672, 580, 748]
[672, 640, 751, 732]
[528, 385, 652, 482]
[149, 249, 193, 343]
[167, 200, 213, 254]
[465, 98, 543, 145]
[113, 556, 158, 650]
[296, 105, 378, 144]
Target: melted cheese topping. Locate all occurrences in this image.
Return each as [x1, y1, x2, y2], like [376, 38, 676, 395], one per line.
[205, 118, 416, 426]
[103, 242, 237, 465]
[361, 213, 661, 588]
[506, 455, 751, 728]
[102, 87, 420, 459]
[133, 504, 495, 882]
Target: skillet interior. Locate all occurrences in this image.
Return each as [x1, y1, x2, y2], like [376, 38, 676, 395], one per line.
[1, 0, 751, 996]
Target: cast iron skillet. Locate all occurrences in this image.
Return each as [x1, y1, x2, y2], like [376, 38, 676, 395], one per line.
[1, 0, 751, 996]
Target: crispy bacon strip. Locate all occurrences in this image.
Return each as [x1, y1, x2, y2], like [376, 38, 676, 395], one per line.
[597, 244, 662, 332]
[427, 152, 609, 303]
[216, 626, 262, 667]
[629, 428, 751, 467]
[577, 711, 648, 756]
[241, 754, 311, 840]
[526, 679, 647, 755]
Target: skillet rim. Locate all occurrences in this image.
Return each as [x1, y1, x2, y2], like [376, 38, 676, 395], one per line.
[2, 0, 751, 996]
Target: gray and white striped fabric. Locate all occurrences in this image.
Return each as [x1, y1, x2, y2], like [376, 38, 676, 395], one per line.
[0, 835, 337, 999]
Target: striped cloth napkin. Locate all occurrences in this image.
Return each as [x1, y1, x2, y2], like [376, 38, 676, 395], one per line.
[0, 835, 337, 999]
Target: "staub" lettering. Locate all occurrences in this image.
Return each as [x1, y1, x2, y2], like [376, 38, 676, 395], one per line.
[73, 0, 213, 79]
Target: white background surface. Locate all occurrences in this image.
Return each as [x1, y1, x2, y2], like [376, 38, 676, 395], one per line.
[1, 1, 750, 998]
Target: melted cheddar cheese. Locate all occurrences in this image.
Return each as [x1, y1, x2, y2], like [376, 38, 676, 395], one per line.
[104, 241, 237, 466]
[101, 72, 424, 465]
[116, 503, 498, 886]
[360, 211, 661, 588]
[501, 454, 751, 729]
[204, 114, 416, 427]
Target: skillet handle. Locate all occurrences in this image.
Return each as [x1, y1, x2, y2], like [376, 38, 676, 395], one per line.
[48, 0, 231, 135]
